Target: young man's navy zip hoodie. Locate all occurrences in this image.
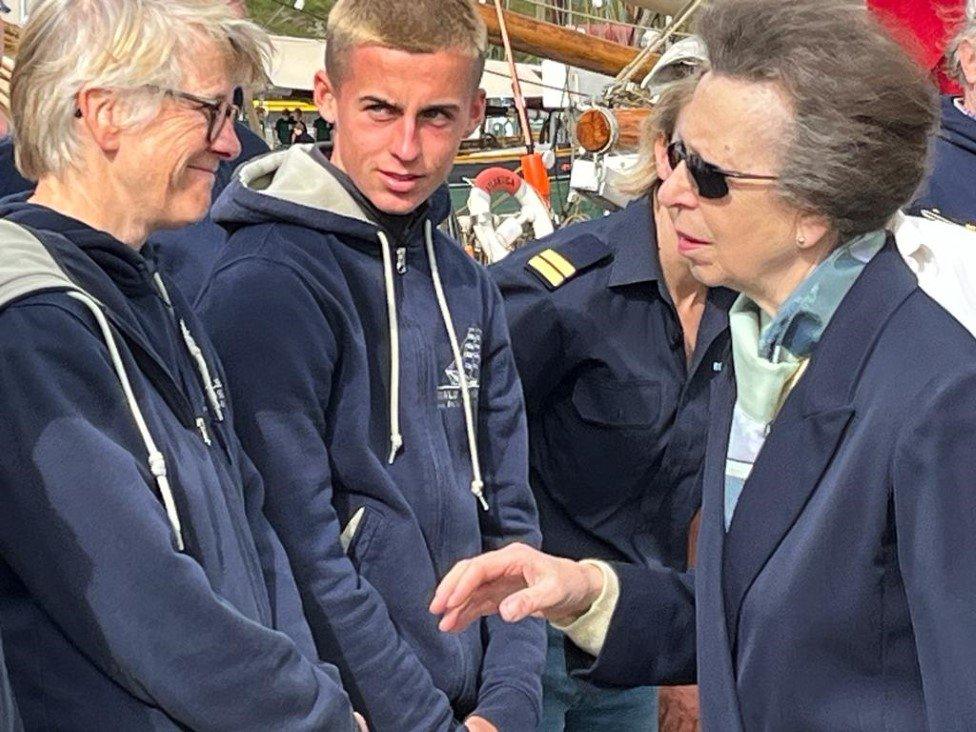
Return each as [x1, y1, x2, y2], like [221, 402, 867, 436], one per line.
[197, 144, 546, 731]
[0, 204, 356, 731]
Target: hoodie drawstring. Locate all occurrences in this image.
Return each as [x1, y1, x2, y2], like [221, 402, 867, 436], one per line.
[152, 273, 225, 423]
[378, 231, 404, 463]
[424, 221, 489, 511]
[67, 290, 186, 551]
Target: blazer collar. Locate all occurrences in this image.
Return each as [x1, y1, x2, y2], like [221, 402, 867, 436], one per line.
[717, 237, 916, 646]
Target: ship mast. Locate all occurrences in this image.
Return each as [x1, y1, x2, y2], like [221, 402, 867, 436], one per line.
[475, 5, 660, 79]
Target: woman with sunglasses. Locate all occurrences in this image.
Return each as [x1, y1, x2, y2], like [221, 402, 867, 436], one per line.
[0, 0, 361, 728]
[433, 0, 976, 728]
[490, 76, 724, 732]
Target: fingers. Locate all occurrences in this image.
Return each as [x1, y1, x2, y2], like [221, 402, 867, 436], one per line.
[430, 558, 472, 614]
[430, 543, 532, 615]
[437, 573, 532, 631]
[443, 553, 512, 610]
[431, 544, 585, 630]
[438, 595, 501, 633]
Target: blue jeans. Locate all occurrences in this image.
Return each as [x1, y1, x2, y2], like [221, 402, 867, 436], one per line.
[540, 625, 659, 731]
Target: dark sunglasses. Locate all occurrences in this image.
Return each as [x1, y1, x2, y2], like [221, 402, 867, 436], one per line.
[73, 88, 238, 144]
[666, 139, 779, 199]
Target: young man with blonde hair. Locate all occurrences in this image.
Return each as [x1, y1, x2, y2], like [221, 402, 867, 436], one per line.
[197, 0, 545, 729]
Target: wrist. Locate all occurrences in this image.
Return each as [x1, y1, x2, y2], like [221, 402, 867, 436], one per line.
[550, 559, 607, 625]
[580, 560, 606, 608]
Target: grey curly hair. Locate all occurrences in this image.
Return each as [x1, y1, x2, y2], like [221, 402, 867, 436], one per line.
[947, 13, 976, 87]
[697, 0, 937, 241]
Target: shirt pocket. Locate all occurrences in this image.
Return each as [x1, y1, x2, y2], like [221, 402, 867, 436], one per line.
[571, 375, 663, 429]
[547, 375, 669, 519]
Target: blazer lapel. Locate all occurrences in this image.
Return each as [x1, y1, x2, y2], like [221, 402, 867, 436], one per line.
[719, 238, 917, 648]
[721, 390, 854, 644]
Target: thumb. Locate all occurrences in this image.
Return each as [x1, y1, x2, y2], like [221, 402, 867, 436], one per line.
[497, 578, 562, 623]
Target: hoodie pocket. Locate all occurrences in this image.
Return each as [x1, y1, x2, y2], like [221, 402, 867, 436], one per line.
[340, 506, 367, 554]
[343, 505, 383, 564]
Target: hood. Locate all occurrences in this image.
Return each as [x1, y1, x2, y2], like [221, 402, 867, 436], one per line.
[0, 198, 164, 298]
[939, 95, 976, 155]
[0, 198, 210, 435]
[0, 218, 77, 311]
[211, 143, 453, 249]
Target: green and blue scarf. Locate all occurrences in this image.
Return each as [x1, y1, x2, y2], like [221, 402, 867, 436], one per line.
[724, 232, 886, 530]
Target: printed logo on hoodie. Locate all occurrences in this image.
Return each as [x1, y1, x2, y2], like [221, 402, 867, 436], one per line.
[438, 326, 482, 409]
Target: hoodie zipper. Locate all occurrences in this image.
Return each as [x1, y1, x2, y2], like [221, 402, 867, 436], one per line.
[396, 247, 408, 275]
[149, 272, 221, 448]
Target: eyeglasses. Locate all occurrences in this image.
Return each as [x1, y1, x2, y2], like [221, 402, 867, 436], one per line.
[164, 89, 240, 144]
[73, 87, 239, 144]
[666, 139, 779, 199]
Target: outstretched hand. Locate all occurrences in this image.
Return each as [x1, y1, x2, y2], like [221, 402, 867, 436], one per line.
[429, 543, 605, 633]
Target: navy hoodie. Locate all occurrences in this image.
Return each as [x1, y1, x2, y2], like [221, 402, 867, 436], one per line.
[197, 145, 545, 731]
[0, 138, 31, 199]
[0, 205, 355, 730]
[910, 95, 976, 225]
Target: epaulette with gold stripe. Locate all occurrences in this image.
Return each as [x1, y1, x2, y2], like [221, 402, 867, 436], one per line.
[918, 208, 976, 233]
[524, 235, 612, 291]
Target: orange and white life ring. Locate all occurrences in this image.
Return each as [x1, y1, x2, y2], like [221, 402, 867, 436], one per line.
[467, 167, 554, 264]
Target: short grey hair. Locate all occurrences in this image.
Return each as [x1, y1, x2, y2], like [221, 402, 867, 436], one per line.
[11, 0, 271, 181]
[698, 0, 937, 241]
[947, 14, 976, 87]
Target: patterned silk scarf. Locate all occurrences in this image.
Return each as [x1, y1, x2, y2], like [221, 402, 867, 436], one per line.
[724, 232, 886, 530]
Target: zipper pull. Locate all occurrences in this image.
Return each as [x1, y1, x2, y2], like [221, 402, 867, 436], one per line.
[196, 417, 212, 446]
[396, 247, 408, 275]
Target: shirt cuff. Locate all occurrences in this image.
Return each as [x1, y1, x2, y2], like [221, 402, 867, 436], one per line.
[550, 559, 620, 657]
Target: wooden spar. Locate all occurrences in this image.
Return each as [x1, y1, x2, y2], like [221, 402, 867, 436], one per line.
[621, 0, 690, 13]
[475, 5, 659, 79]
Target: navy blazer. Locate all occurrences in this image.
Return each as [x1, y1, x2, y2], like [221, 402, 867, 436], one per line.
[576, 241, 976, 730]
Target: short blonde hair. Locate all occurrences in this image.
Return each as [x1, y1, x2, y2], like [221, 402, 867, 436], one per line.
[11, 0, 271, 181]
[325, 0, 487, 88]
[618, 75, 700, 198]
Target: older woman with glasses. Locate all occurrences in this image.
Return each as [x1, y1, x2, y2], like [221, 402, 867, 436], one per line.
[0, 0, 359, 729]
[432, 0, 976, 728]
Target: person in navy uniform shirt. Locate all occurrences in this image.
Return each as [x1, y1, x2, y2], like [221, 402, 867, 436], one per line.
[490, 78, 730, 731]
